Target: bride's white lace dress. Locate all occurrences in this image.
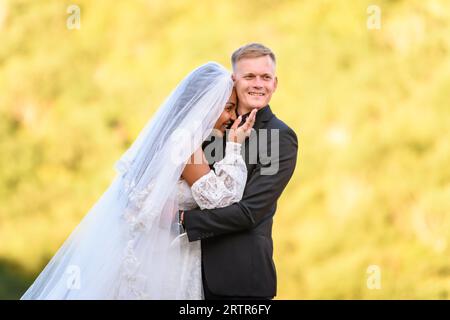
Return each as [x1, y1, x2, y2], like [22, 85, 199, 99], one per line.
[20, 62, 238, 300]
[174, 141, 246, 299]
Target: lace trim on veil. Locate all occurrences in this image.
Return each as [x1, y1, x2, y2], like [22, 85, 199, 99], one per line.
[114, 169, 157, 299]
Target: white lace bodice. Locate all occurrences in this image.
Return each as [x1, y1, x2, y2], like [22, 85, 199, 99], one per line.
[173, 141, 247, 300]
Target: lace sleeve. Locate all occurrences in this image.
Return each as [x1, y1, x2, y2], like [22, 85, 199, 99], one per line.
[190, 141, 247, 210]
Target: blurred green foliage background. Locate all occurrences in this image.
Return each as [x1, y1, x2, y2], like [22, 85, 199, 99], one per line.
[1, 0, 449, 299]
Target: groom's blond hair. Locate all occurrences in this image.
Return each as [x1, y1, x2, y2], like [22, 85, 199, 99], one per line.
[231, 43, 276, 70]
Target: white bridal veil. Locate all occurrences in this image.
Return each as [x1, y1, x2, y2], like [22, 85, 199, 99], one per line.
[21, 62, 233, 299]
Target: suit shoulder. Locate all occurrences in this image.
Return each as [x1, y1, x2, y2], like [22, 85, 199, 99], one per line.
[267, 115, 298, 141]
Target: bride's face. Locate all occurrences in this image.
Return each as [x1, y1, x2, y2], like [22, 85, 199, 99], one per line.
[213, 89, 237, 136]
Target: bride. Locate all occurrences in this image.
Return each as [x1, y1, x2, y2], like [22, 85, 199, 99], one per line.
[21, 62, 256, 299]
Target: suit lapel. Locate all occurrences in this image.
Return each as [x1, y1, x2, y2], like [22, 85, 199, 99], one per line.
[242, 105, 275, 174]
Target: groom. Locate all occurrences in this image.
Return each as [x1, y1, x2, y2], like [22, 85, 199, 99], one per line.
[181, 43, 298, 299]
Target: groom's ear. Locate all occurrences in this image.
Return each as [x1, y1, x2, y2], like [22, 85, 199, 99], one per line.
[231, 74, 236, 82]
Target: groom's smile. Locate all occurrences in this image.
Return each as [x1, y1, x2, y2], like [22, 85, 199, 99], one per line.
[248, 92, 265, 96]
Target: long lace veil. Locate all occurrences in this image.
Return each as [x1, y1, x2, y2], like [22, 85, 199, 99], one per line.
[21, 62, 233, 299]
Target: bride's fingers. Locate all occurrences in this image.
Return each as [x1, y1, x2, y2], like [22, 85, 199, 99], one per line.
[248, 116, 255, 128]
[247, 109, 257, 126]
[230, 116, 242, 130]
[243, 109, 257, 131]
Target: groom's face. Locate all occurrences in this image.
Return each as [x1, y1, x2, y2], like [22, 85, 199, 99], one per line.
[233, 55, 278, 112]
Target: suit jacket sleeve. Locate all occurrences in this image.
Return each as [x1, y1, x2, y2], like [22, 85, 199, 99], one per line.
[183, 127, 298, 242]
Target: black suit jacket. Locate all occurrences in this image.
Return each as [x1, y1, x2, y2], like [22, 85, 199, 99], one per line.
[184, 105, 298, 297]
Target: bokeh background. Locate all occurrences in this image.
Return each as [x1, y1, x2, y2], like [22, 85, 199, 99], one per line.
[1, 0, 449, 299]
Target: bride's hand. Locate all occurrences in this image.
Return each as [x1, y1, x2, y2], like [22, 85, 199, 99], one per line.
[227, 109, 257, 144]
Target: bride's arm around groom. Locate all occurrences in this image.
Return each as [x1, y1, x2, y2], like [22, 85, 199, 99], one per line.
[183, 122, 298, 240]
